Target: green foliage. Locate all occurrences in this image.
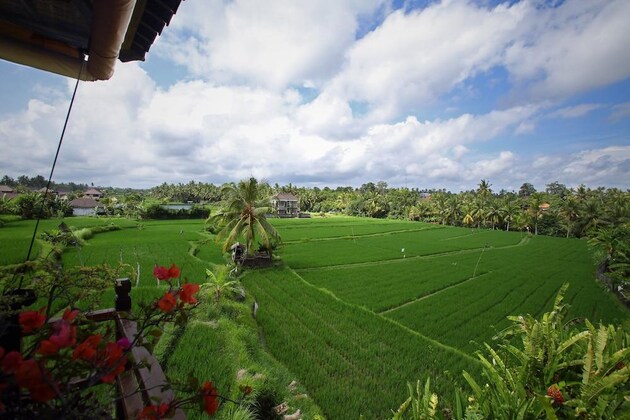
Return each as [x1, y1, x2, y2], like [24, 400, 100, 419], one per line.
[208, 177, 280, 254]
[392, 378, 440, 420]
[204, 265, 240, 304]
[460, 284, 630, 419]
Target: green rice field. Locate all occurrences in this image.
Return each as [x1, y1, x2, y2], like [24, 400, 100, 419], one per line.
[1, 215, 627, 418]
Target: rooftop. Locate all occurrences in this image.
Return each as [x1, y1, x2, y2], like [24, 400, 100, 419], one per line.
[0, 0, 183, 81]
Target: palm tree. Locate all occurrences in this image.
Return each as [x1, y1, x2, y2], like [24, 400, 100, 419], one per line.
[527, 192, 546, 235]
[477, 179, 492, 200]
[501, 198, 520, 232]
[485, 200, 502, 230]
[558, 196, 580, 238]
[208, 177, 280, 255]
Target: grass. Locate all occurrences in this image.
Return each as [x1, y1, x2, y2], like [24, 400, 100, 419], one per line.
[242, 267, 477, 419]
[3, 215, 627, 418]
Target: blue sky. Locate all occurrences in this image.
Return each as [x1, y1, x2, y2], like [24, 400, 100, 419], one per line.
[1, 0, 629, 192]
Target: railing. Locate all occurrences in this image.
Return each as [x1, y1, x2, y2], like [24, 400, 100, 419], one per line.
[83, 308, 185, 419]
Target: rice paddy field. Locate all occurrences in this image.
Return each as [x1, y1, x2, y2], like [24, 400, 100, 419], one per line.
[1, 215, 628, 418]
[246, 216, 629, 418]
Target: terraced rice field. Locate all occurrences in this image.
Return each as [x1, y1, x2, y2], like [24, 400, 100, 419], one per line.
[4, 216, 626, 418]
[245, 218, 629, 418]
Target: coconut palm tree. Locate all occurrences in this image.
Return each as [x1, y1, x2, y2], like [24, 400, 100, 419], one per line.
[485, 200, 503, 230]
[208, 177, 280, 255]
[477, 179, 492, 200]
[558, 196, 580, 238]
[501, 198, 520, 232]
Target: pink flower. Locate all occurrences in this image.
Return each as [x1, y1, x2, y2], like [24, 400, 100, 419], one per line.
[116, 337, 132, 350]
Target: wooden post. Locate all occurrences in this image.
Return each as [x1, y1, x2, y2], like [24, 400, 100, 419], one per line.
[114, 278, 132, 312]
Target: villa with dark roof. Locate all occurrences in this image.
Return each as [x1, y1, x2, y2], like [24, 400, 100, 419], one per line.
[271, 192, 299, 217]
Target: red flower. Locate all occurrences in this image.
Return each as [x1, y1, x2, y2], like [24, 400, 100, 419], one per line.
[14, 359, 57, 402]
[62, 308, 79, 323]
[101, 359, 126, 384]
[37, 339, 59, 356]
[547, 384, 564, 405]
[100, 342, 127, 383]
[48, 321, 77, 349]
[178, 283, 200, 304]
[103, 342, 124, 366]
[1, 351, 22, 373]
[19, 308, 46, 334]
[157, 293, 177, 313]
[73, 334, 102, 361]
[138, 402, 172, 419]
[153, 265, 170, 281]
[201, 381, 219, 416]
[167, 264, 180, 279]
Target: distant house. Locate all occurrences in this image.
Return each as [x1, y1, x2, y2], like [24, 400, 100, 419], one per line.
[84, 188, 103, 200]
[0, 185, 19, 200]
[70, 197, 104, 216]
[271, 192, 299, 217]
[37, 187, 58, 197]
[539, 203, 550, 212]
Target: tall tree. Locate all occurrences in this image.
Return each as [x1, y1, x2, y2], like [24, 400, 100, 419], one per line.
[518, 182, 536, 198]
[208, 177, 280, 255]
[558, 196, 580, 238]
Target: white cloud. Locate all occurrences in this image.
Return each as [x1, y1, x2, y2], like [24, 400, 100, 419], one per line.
[156, 0, 384, 90]
[549, 103, 603, 119]
[610, 102, 630, 122]
[1, 0, 628, 193]
[325, 0, 528, 119]
[504, 0, 630, 102]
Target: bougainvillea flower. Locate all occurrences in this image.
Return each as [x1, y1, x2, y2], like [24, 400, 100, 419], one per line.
[157, 293, 177, 313]
[1, 351, 23, 373]
[167, 264, 180, 279]
[48, 322, 77, 349]
[103, 342, 124, 366]
[14, 359, 57, 402]
[37, 340, 59, 356]
[201, 381, 219, 416]
[100, 358, 126, 384]
[153, 265, 170, 281]
[138, 402, 172, 420]
[19, 308, 46, 334]
[72, 334, 102, 361]
[116, 337, 132, 350]
[62, 308, 79, 323]
[178, 283, 200, 304]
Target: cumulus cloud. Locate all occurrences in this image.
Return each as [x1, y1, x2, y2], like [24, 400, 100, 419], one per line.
[324, 0, 529, 119]
[1, 0, 628, 192]
[504, 0, 630, 102]
[155, 0, 384, 90]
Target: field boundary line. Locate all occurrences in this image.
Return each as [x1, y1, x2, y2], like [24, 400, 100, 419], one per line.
[294, 234, 531, 272]
[288, 267, 479, 364]
[378, 271, 493, 315]
[282, 226, 444, 244]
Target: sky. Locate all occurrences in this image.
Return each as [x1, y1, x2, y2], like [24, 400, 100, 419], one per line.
[1, 0, 629, 192]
